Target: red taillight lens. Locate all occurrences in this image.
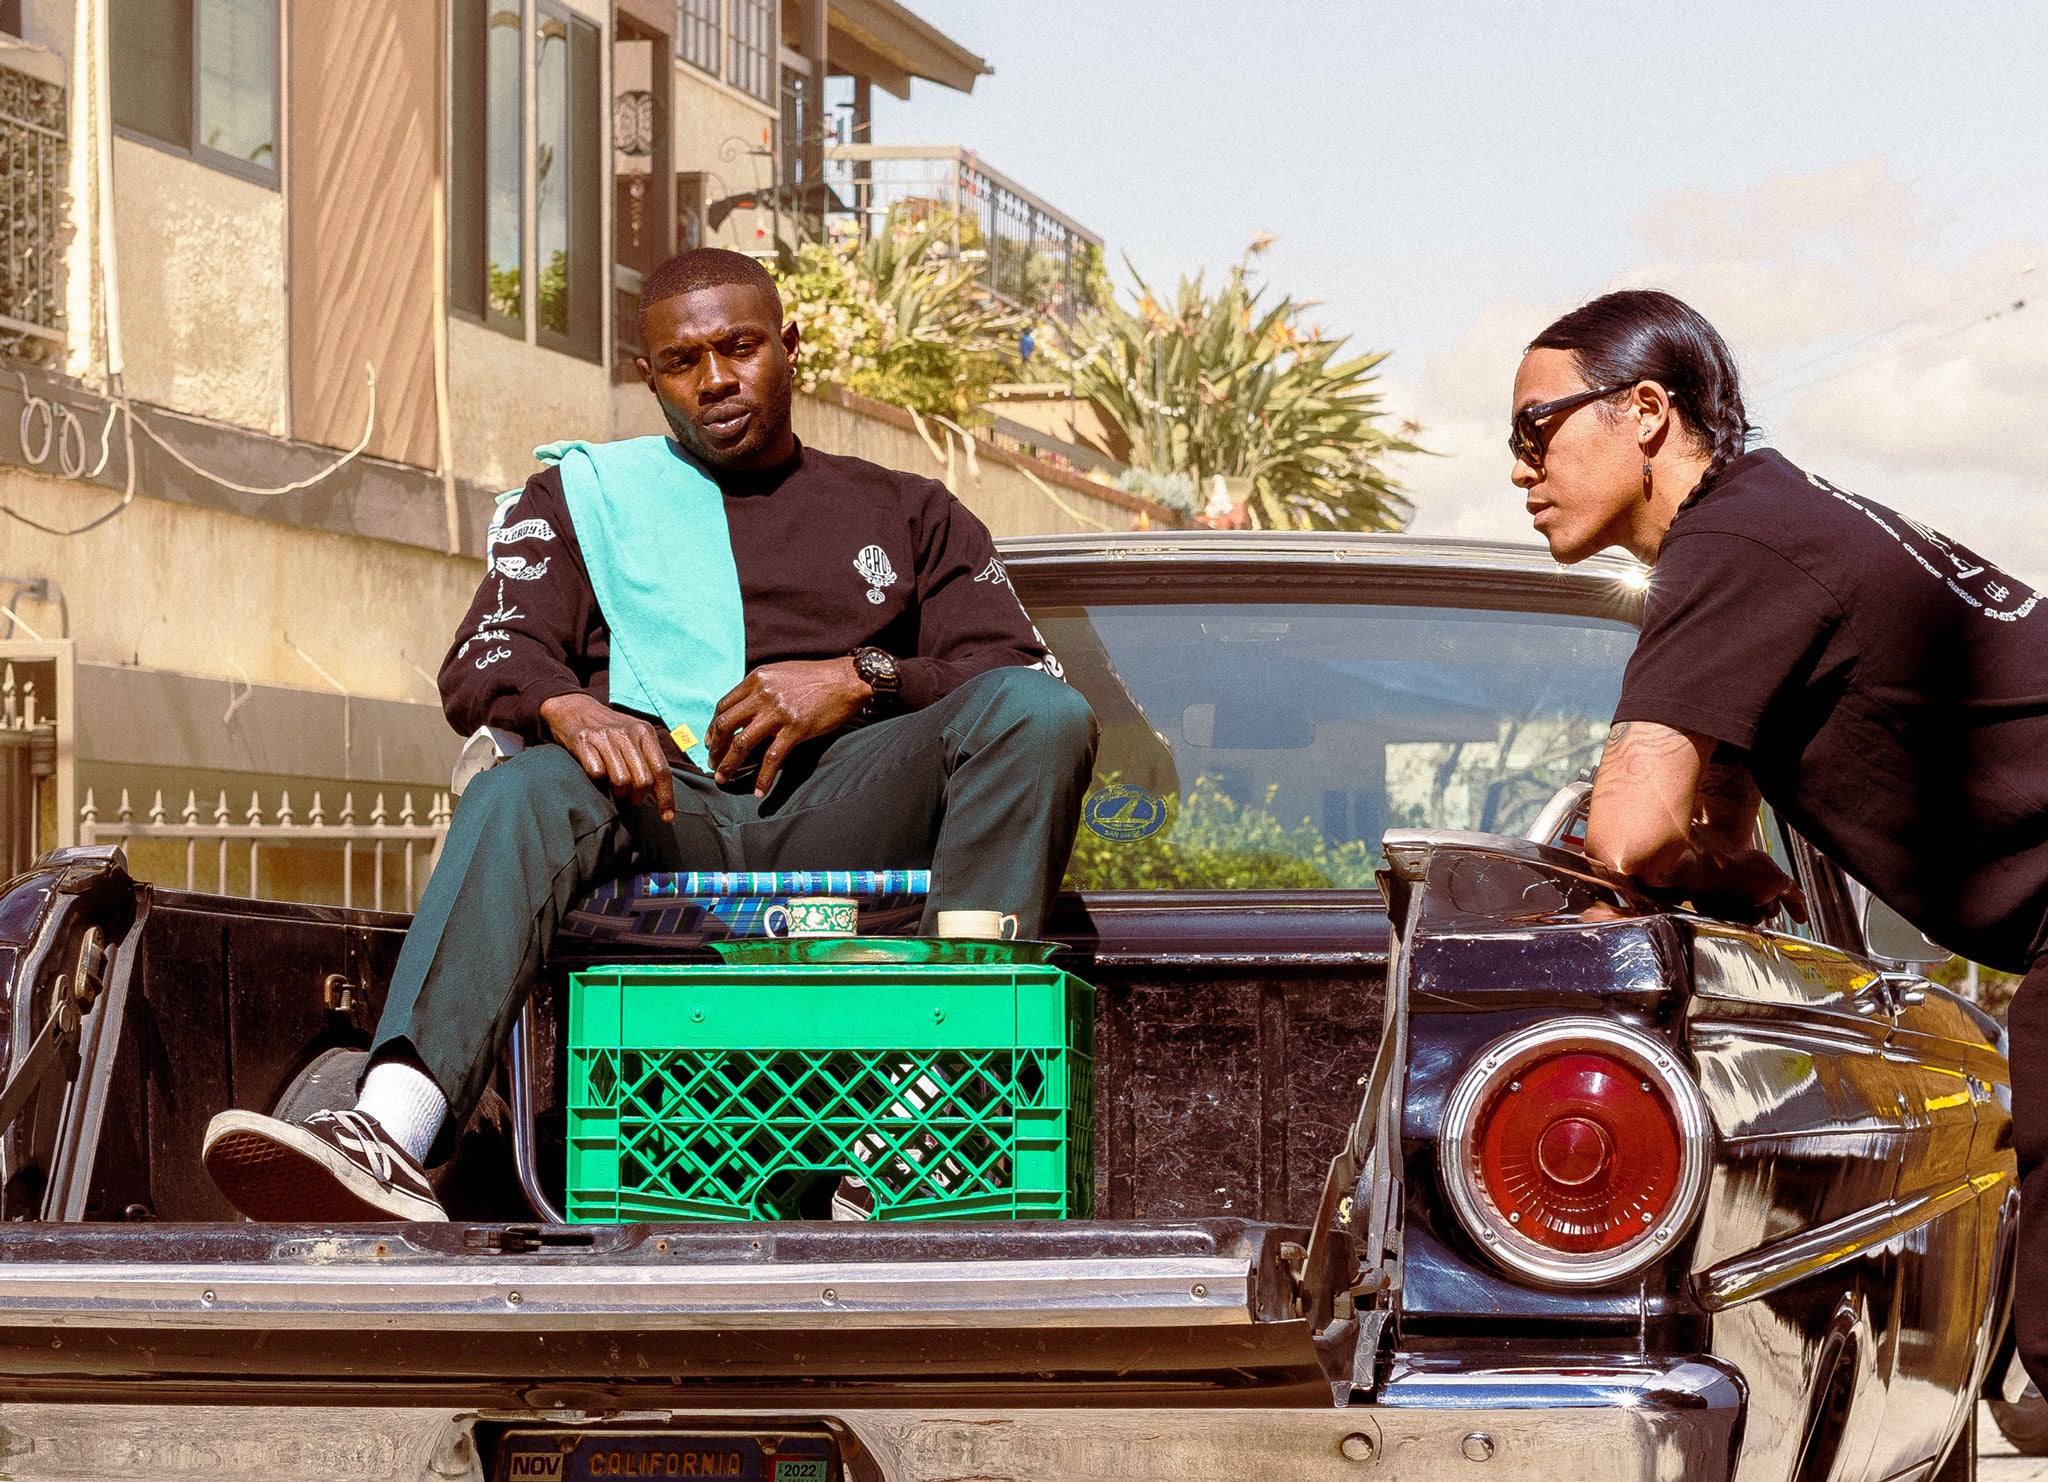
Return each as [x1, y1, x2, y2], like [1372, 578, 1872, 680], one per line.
[1471, 1050, 1681, 1253]
[1438, 1019, 1709, 1287]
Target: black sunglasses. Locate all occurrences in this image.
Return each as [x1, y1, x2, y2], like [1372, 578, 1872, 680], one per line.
[1510, 383, 1634, 471]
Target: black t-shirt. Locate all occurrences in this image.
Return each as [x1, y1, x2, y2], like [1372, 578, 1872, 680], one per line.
[1614, 448, 2048, 972]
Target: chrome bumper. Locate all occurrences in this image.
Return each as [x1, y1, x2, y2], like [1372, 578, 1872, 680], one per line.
[0, 1358, 1744, 1482]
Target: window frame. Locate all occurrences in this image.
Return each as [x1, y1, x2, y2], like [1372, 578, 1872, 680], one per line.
[727, 0, 774, 103]
[533, 1, 603, 363]
[483, 0, 529, 339]
[676, 0, 722, 79]
[112, 0, 281, 190]
[448, 0, 607, 361]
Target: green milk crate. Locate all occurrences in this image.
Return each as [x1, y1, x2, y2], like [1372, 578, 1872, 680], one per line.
[565, 963, 1094, 1223]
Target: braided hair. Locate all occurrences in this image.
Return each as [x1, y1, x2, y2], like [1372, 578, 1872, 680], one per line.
[1528, 290, 1755, 504]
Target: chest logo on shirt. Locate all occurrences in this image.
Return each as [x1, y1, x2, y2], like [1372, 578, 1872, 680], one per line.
[854, 545, 898, 605]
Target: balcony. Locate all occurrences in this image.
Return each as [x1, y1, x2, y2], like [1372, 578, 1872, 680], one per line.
[822, 144, 1101, 320]
[0, 58, 64, 362]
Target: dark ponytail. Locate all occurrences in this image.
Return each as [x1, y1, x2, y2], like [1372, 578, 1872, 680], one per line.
[1528, 290, 1755, 502]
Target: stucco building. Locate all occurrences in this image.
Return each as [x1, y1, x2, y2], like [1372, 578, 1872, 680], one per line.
[0, 0, 1159, 904]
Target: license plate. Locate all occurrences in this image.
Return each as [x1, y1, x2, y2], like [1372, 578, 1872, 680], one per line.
[494, 1428, 836, 1482]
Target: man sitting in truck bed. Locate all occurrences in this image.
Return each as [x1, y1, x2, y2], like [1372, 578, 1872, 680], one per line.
[198, 248, 1098, 1222]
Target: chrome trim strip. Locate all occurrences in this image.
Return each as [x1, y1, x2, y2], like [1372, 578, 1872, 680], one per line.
[1437, 1017, 1713, 1288]
[0, 1254, 1253, 1332]
[995, 529, 1646, 584]
[1697, 1172, 2005, 1310]
[0, 1364, 1745, 1482]
[508, 1000, 567, 1225]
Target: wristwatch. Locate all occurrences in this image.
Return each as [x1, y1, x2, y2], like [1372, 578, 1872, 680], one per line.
[852, 646, 901, 720]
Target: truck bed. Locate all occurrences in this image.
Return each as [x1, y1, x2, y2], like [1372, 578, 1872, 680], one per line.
[59, 884, 1389, 1231]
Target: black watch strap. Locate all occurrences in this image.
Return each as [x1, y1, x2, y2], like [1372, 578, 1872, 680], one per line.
[853, 646, 901, 717]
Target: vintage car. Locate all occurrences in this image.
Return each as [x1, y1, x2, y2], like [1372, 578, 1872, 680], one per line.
[0, 532, 2013, 1482]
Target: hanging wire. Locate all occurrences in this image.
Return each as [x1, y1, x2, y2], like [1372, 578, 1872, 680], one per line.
[134, 362, 377, 497]
[0, 362, 376, 538]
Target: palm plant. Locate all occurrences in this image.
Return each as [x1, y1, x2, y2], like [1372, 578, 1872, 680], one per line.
[773, 211, 1029, 424]
[1055, 245, 1421, 532]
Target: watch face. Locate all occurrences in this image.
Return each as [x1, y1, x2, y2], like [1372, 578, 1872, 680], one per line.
[859, 649, 899, 691]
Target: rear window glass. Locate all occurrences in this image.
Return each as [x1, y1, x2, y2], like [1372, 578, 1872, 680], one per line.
[1033, 601, 1636, 891]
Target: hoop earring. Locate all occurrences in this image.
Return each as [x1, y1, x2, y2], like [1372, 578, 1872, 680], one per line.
[1642, 457, 1654, 502]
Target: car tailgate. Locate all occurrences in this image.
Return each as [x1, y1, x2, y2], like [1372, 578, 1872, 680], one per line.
[0, 1218, 1331, 1403]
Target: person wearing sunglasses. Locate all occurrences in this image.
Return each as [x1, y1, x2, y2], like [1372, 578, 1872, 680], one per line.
[1512, 286, 2048, 1387]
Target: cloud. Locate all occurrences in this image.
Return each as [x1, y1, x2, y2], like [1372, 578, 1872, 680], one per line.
[1389, 159, 2048, 584]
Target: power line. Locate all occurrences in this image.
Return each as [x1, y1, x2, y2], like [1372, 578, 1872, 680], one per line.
[1758, 292, 2033, 405]
[1751, 263, 2033, 395]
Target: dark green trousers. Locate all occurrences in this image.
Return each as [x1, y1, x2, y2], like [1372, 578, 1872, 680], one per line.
[371, 667, 1097, 1130]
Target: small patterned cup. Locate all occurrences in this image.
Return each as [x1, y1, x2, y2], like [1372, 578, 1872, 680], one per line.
[763, 896, 859, 938]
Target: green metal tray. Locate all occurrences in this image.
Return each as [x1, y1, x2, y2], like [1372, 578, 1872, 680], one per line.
[709, 936, 1061, 967]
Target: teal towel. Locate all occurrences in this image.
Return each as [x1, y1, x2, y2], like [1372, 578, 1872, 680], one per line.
[534, 436, 746, 770]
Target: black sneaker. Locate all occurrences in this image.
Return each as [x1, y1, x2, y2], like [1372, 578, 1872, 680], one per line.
[830, 1174, 875, 1221]
[202, 1107, 447, 1222]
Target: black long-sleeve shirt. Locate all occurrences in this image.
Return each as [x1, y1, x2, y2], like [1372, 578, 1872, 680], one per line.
[439, 440, 1053, 757]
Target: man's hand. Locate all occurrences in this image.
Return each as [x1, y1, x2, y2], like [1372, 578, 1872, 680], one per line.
[539, 692, 676, 821]
[706, 659, 872, 797]
[1586, 720, 1807, 925]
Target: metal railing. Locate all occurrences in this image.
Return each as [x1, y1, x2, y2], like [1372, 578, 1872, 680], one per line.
[0, 62, 64, 359]
[0, 661, 53, 876]
[822, 145, 1102, 319]
[79, 786, 452, 911]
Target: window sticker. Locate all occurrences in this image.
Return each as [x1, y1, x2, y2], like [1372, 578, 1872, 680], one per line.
[1084, 784, 1166, 841]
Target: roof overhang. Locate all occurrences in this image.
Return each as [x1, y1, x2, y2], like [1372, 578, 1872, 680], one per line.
[825, 0, 991, 99]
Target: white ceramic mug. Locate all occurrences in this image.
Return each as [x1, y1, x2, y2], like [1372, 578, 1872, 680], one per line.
[935, 909, 1020, 940]
[763, 896, 858, 938]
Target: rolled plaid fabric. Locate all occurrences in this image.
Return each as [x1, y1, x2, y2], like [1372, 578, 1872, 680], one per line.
[643, 870, 931, 898]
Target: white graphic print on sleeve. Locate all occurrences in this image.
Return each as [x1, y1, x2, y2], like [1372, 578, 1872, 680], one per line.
[489, 517, 557, 549]
[974, 557, 1011, 588]
[457, 580, 529, 660]
[481, 582, 523, 626]
[855, 545, 899, 604]
[1807, 472, 2039, 621]
[484, 500, 557, 581]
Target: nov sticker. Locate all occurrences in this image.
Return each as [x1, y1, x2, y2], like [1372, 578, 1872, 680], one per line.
[1084, 784, 1166, 841]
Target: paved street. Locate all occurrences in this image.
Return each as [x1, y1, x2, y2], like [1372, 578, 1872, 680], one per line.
[1985, 1403, 2048, 1478]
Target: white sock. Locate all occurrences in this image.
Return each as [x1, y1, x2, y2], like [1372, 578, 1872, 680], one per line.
[354, 1060, 447, 1166]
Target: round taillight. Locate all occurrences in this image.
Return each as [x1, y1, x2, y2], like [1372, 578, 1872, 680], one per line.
[1439, 1019, 1709, 1286]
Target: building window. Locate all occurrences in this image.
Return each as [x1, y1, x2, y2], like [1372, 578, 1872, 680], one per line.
[449, 0, 603, 362]
[111, 0, 278, 184]
[535, 5, 601, 360]
[485, 4, 524, 326]
[676, 0, 720, 77]
[450, 1, 526, 333]
[0, 2, 21, 38]
[728, 0, 774, 102]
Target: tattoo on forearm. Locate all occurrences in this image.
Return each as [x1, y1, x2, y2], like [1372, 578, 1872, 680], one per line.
[1697, 763, 1760, 807]
[1598, 720, 1698, 787]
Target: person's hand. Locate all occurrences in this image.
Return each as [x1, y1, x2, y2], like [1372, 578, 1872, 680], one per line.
[1683, 845, 1809, 927]
[706, 659, 871, 797]
[538, 692, 676, 821]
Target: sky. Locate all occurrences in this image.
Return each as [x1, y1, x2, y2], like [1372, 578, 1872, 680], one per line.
[872, 2, 2048, 580]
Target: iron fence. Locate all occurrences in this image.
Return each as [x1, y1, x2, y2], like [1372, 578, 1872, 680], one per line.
[821, 145, 1102, 319]
[80, 786, 452, 911]
[0, 62, 64, 361]
[0, 662, 52, 876]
